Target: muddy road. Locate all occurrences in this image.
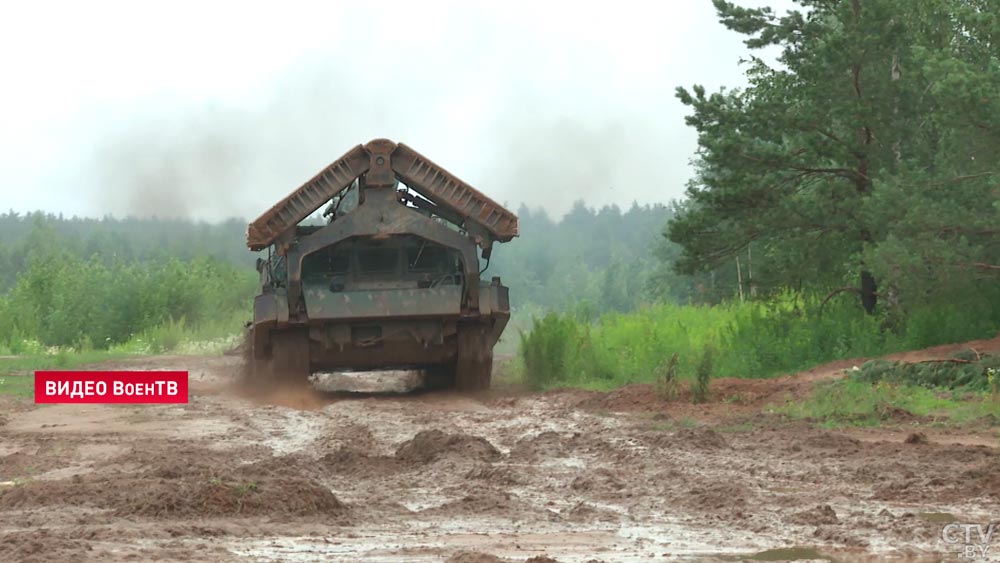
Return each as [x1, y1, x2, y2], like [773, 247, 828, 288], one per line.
[2, 349, 1000, 562]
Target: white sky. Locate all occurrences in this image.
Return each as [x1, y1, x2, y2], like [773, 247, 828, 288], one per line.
[0, 0, 796, 221]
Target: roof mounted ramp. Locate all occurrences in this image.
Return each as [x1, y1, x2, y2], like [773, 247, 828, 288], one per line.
[247, 139, 519, 250]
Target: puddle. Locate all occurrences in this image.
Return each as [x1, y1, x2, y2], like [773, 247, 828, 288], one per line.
[5, 403, 236, 437]
[746, 547, 832, 561]
[254, 409, 328, 455]
[229, 520, 770, 562]
[918, 511, 957, 523]
[312, 370, 424, 393]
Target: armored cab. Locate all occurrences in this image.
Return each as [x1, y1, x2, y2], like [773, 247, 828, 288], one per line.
[246, 139, 518, 390]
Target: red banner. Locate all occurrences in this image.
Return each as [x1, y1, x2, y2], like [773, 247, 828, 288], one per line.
[34, 371, 189, 404]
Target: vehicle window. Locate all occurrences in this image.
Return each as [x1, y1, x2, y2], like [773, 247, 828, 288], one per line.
[328, 251, 350, 275]
[302, 248, 350, 278]
[357, 248, 399, 275]
[408, 245, 450, 273]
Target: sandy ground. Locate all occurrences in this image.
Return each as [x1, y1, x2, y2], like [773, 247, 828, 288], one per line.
[2, 336, 1000, 562]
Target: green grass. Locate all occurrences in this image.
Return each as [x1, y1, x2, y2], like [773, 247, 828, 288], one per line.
[650, 417, 699, 431]
[0, 331, 243, 378]
[0, 317, 247, 400]
[718, 422, 756, 433]
[0, 350, 135, 400]
[0, 250, 256, 353]
[779, 355, 1000, 427]
[778, 378, 1000, 427]
[853, 356, 1000, 391]
[0, 374, 35, 398]
[0, 350, 131, 376]
[518, 292, 1000, 391]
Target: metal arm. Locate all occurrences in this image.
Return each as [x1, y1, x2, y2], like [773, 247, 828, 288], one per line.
[246, 139, 519, 251]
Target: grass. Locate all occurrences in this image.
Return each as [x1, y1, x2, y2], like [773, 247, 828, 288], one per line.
[718, 422, 756, 433]
[518, 292, 1000, 391]
[0, 350, 131, 376]
[0, 317, 246, 400]
[0, 374, 35, 398]
[779, 354, 1000, 428]
[649, 417, 700, 431]
[691, 345, 713, 404]
[778, 378, 1000, 427]
[656, 353, 680, 401]
[0, 351, 132, 400]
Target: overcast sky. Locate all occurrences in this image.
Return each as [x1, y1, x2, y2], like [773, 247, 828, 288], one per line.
[0, 0, 796, 222]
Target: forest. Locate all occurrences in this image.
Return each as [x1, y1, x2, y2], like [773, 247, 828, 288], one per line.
[523, 0, 1000, 388]
[0, 202, 677, 354]
[1, 0, 998, 392]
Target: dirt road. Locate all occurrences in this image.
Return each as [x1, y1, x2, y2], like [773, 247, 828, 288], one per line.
[2, 348, 999, 562]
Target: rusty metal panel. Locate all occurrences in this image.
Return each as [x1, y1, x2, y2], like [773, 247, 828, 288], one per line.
[302, 285, 462, 319]
[247, 139, 519, 250]
[253, 294, 278, 324]
[247, 144, 371, 250]
[477, 282, 493, 315]
[363, 138, 397, 187]
[391, 143, 519, 243]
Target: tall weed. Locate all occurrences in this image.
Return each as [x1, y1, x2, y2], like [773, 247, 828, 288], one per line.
[520, 292, 1000, 390]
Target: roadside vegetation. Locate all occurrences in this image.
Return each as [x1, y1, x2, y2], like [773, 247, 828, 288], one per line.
[779, 354, 1000, 428]
[0, 220, 256, 364]
[521, 0, 1000, 406]
[0, 373, 35, 398]
[519, 291, 1000, 390]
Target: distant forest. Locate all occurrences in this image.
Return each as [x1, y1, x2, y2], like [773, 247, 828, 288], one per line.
[0, 212, 250, 291]
[0, 203, 741, 319]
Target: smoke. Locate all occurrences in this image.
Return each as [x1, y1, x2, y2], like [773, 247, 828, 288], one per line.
[95, 108, 250, 219]
[88, 58, 465, 221]
[63, 1, 792, 223]
[88, 60, 692, 223]
[2, 1, 801, 222]
[481, 110, 687, 216]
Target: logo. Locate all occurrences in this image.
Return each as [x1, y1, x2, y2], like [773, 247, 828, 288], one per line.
[943, 522, 998, 559]
[34, 371, 189, 404]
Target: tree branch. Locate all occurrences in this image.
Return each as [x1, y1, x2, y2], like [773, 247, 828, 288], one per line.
[820, 286, 864, 314]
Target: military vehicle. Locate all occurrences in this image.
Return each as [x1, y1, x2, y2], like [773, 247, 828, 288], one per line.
[245, 139, 518, 390]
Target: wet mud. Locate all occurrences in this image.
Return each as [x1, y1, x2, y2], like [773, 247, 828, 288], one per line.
[1, 351, 999, 561]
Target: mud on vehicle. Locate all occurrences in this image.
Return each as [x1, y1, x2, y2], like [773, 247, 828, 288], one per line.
[245, 139, 518, 390]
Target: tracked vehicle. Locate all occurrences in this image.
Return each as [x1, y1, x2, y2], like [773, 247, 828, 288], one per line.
[246, 139, 518, 390]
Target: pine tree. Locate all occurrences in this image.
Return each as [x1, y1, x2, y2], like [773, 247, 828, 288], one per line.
[669, 0, 1000, 316]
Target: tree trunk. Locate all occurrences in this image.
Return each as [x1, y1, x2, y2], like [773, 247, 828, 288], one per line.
[860, 270, 877, 315]
[849, 1, 876, 317]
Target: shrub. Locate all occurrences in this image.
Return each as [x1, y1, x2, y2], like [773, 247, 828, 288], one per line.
[658, 352, 680, 400]
[691, 345, 713, 404]
[0, 251, 255, 351]
[517, 292, 1000, 390]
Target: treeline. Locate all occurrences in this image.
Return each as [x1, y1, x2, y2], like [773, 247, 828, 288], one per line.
[0, 220, 256, 352]
[0, 202, 696, 320]
[0, 211, 250, 292]
[489, 201, 677, 316]
[0, 202, 688, 352]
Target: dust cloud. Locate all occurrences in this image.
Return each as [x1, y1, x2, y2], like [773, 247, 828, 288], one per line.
[91, 64, 689, 222]
[3, 1, 800, 221]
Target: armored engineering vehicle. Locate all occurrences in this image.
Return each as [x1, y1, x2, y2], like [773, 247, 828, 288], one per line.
[245, 139, 518, 390]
